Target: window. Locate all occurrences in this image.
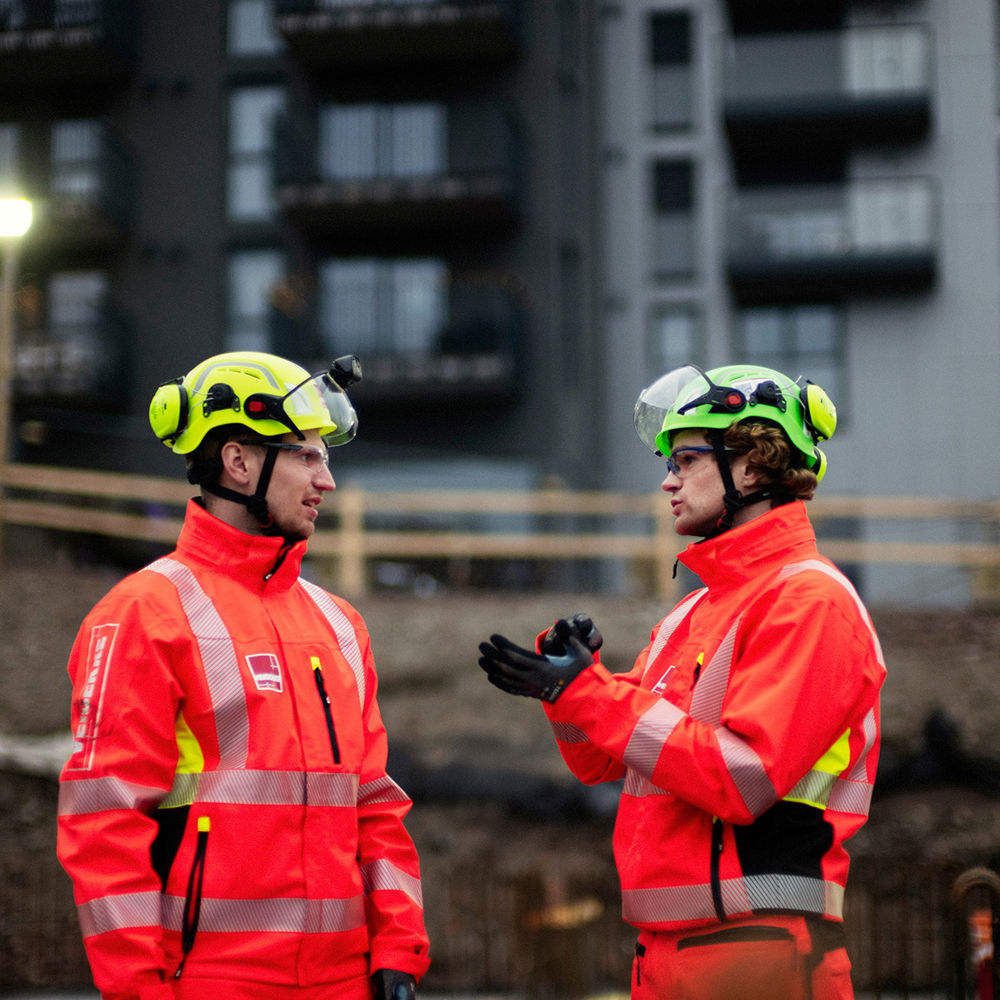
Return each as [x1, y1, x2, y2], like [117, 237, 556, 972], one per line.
[735, 304, 844, 412]
[228, 0, 283, 56]
[318, 258, 447, 355]
[0, 124, 19, 194]
[52, 119, 101, 200]
[40, 272, 109, 396]
[0, 1, 25, 29]
[319, 102, 445, 181]
[651, 159, 696, 277]
[647, 304, 701, 376]
[227, 86, 285, 221]
[226, 250, 282, 351]
[650, 10, 693, 130]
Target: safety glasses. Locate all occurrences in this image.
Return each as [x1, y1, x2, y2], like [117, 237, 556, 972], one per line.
[664, 445, 716, 477]
[237, 441, 330, 471]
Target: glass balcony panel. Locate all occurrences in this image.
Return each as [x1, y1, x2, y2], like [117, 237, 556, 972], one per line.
[725, 25, 931, 102]
[727, 179, 937, 297]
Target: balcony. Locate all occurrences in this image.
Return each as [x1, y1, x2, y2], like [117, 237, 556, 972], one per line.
[14, 301, 133, 412]
[0, 0, 136, 100]
[274, 100, 521, 239]
[726, 178, 938, 301]
[274, 0, 521, 73]
[304, 283, 522, 406]
[723, 25, 932, 152]
[26, 123, 137, 255]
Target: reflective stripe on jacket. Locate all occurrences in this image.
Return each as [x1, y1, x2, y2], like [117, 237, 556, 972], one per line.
[57, 499, 429, 999]
[544, 502, 885, 933]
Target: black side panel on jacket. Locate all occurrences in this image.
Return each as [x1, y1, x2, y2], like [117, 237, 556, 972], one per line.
[734, 801, 833, 879]
[151, 805, 191, 891]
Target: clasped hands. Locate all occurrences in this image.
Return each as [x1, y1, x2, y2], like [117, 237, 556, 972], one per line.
[478, 612, 603, 703]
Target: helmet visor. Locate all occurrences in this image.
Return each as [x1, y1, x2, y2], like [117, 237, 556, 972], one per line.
[284, 371, 358, 448]
[633, 365, 707, 454]
[245, 370, 359, 447]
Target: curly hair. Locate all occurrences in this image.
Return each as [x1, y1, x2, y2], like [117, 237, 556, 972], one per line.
[722, 419, 818, 503]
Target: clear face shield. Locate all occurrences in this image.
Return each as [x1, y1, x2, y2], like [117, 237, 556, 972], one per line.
[245, 355, 362, 448]
[633, 365, 708, 455]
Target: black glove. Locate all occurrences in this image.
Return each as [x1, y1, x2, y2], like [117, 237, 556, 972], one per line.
[371, 968, 416, 1000]
[478, 619, 596, 702]
[540, 611, 604, 657]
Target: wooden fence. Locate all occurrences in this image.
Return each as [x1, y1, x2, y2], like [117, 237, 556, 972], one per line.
[3, 461, 1000, 601]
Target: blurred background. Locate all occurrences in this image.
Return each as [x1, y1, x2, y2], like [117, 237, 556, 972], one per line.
[0, 0, 997, 604]
[3, 0, 1000, 997]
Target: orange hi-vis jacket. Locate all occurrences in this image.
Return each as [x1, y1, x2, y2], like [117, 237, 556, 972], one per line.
[543, 502, 885, 933]
[57, 500, 430, 1000]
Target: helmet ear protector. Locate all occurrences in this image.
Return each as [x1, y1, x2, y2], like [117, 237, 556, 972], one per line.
[799, 380, 836, 442]
[149, 378, 243, 446]
[149, 378, 189, 445]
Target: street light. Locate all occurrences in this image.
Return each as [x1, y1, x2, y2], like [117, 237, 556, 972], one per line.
[0, 197, 32, 561]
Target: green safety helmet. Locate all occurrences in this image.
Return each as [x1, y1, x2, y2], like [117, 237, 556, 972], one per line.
[634, 363, 836, 481]
[149, 351, 361, 455]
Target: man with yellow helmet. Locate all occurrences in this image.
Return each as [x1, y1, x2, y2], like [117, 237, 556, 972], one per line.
[58, 352, 429, 1000]
[479, 363, 885, 999]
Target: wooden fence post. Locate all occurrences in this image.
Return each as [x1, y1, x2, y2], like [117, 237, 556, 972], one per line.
[335, 485, 367, 597]
[654, 499, 678, 603]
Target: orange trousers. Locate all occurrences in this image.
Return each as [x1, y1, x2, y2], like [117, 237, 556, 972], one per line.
[631, 914, 854, 1000]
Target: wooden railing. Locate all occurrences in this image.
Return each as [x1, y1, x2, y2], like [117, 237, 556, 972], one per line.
[3, 462, 1000, 601]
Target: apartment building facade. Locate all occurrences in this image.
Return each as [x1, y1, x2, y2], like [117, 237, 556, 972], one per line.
[600, 0, 1000, 603]
[5, 0, 603, 498]
[3, 0, 998, 601]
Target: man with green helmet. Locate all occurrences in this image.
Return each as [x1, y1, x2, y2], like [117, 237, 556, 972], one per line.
[479, 363, 885, 999]
[58, 352, 430, 1000]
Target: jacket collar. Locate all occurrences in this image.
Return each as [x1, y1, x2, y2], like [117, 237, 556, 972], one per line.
[174, 498, 307, 591]
[677, 501, 818, 591]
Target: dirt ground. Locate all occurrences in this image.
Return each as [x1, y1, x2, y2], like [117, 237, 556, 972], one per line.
[4, 556, 1000, 990]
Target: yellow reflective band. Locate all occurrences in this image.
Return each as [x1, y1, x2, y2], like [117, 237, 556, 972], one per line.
[197, 816, 211, 833]
[815, 728, 851, 777]
[785, 729, 851, 810]
[175, 711, 205, 775]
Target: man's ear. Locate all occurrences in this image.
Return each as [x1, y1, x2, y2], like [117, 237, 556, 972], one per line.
[218, 440, 256, 488]
[731, 452, 760, 492]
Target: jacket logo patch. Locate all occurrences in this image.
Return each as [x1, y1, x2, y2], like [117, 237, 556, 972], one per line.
[66, 622, 120, 772]
[246, 653, 283, 693]
[652, 665, 676, 695]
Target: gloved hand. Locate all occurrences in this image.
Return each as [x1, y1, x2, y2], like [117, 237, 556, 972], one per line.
[540, 611, 604, 657]
[371, 968, 417, 1000]
[478, 618, 596, 702]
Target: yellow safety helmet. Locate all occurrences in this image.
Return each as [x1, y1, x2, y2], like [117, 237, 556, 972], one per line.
[149, 351, 360, 454]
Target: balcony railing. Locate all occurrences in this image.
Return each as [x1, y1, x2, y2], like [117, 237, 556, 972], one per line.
[14, 303, 133, 412]
[274, 0, 521, 70]
[726, 178, 937, 300]
[723, 25, 932, 150]
[305, 284, 522, 405]
[274, 100, 522, 237]
[0, 0, 136, 91]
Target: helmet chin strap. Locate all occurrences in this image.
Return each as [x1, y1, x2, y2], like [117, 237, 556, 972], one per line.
[707, 429, 774, 537]
[201, 445, 281, 534]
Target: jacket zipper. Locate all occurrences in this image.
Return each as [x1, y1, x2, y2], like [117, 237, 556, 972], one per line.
[312, 657, 341, 764]
[174, 816, 210, 979]
[710, 816, 727, 921]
